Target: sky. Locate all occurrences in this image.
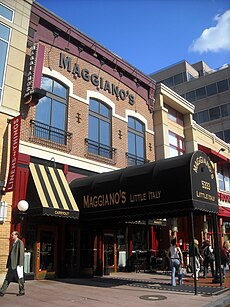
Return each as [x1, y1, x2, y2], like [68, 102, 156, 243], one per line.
[36, 0, 230, 75]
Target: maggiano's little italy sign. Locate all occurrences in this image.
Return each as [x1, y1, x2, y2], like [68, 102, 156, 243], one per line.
[59, 53, 135, 105]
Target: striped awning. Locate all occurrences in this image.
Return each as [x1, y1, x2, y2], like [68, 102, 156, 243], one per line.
[29, 163, 79, 218]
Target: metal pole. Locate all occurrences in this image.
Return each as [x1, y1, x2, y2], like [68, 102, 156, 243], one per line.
[212, 214, 222, 286]
[190, 211, 197, 295]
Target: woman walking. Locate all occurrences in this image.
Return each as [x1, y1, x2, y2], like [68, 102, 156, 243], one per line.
[190, 239, 203, 280]
[169, 238, 183, 286]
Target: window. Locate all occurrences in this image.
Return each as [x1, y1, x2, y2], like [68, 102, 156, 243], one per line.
[0, 22, 10, 102]
[198, 110, 209, 123]
[0, 3, 13, 21]
[186, 90, 196, 102]
[215, 131, 223, 140]
[164, 77, 174, 87]
[168, 131, 185, 157]
[88, 98, 112, 158]
[193, 113, 198, 123]
[224, 129, 230, 143]
[128, 117, 145, 165]
[166, 104, 183, 126]
[209, 107, 220, 120]
[206, 83, 217, 96]
[217, 79, 228, 93]
[35, 76, 68, 144]
[221, 103, 230, 117]
[218, 168, 230, 192]
[196, 87, 206, 100]
[174, 73, 184, 85]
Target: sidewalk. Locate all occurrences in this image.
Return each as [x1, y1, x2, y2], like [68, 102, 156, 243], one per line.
[0, 271, 229, 306]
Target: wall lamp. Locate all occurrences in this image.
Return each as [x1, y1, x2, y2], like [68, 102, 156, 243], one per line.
[217, 148, 226, 154]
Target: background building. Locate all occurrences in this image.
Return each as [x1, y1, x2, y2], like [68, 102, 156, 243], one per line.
[150, 61, 230, 143]
[0, 0, 33, 282]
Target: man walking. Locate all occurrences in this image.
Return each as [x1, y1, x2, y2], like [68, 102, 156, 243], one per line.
[0, 231, 25, 296]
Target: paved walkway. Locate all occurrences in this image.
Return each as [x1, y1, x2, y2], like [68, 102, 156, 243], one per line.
[0, 271, 229, 307]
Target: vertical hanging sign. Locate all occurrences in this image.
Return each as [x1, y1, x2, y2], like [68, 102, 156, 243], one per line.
[5, 114, 21, 193]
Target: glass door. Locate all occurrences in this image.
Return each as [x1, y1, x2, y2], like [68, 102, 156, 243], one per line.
[36, 226, 57, 279]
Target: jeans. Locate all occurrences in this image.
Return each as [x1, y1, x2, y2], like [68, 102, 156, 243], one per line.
[171, 259, 180, 286]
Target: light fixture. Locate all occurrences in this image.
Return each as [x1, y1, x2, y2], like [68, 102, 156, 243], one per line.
[218, 148, 226, 154]
[17, 200, 29, 213]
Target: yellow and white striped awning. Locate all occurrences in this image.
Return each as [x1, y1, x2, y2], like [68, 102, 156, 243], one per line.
[29, 163, 79, 218]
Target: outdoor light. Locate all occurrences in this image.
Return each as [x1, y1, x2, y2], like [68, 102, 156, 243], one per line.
[17, 200, 29, 212]
[217, 148, 226, 154]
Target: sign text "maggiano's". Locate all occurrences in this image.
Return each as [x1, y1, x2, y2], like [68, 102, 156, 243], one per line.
[59, 53, 135, 105]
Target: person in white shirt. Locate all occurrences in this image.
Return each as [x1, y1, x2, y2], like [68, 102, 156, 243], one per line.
[169, 237, 183, 286]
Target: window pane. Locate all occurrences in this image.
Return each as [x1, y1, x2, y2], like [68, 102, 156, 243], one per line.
[0, 40, 8, 86]
[196, 87, 206, 100]
[168, 132, 177, 146]
[186, 91, 196, 102]
[0, 23, 10, 40]
[100, 103, 110, 118]
[224, 129, 230, 143]
[89, 98, 98, 112]
[209, 107, 220, 120]
[128, 132, 135, 155]
[174, 73, 183, 85]
[169, 147, 179, 158]
[198, 110, 209, 123]
[135, 120, 144, 132]
[0, 4, 13, 21]
[193, 113, 198, 122]
[221, 103, 230, 117]
[36, 96, 51, 125]
[164, 77, 173, 87]
[217, 79, 228, 93]
[88, 115, 98, 142]
[100, 120, 110, 145]
[53, 80, 67, 98]
[136, 135, 144, 157]
[41, 77, 52, 92]
[215, 131, 223, 139]
[51, 100, 66, 130]
[218, 172, 224, 190]
[128, 117, 135, 129]
[206, 83, 217, 96]
[224, 176, 230, 192]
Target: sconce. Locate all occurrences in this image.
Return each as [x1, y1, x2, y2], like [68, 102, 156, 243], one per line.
[0, 201, 7, 223]
[13, 200, 29, 226]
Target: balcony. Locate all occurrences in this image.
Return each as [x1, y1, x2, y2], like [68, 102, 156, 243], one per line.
[84, 138, 117, 165]
[24, 120, 72, 152]
[126, 153, 149, 166]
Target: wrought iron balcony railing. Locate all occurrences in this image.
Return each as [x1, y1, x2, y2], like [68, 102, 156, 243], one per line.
[126, 152, 149, 166]
[27, 120, 72, 152]
[85, 138, 117, 165]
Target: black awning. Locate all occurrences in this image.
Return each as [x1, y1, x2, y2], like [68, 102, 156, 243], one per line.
[70, 151, 218, 220]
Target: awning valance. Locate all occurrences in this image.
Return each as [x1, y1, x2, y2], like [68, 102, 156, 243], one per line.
[71, 151, 218, 221]
[27, 163, 79, 218]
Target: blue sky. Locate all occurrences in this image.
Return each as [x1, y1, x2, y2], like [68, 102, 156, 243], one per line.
[36, 0, 230, 75]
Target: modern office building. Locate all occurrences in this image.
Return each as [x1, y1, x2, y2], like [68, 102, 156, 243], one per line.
[0, 0, 33, 281]
[150, 61, 230, 143]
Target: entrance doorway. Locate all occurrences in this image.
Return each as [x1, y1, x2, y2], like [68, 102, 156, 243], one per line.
[36, 226, 58, 279]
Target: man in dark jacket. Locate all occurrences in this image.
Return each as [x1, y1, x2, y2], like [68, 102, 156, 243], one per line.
[0, 231, 25, 296]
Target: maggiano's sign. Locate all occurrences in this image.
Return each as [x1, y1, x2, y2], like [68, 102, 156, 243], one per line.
[59, 53, 135, 105]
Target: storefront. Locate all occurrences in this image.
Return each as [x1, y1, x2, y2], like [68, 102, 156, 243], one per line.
[71, 150, 220, 284]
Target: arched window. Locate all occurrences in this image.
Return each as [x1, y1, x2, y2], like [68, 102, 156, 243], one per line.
[35, 76, 68, 144]
[88, 98, 112, 158]
[127, 117, 146, 165]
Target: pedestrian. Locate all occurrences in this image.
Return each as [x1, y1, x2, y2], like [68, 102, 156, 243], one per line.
[169, 237, 183, 286]
[0, 231, 25, 297]
[190, 239, 203, 280]
[221, 240, 230, 279]
[202, 239, 214, 278]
